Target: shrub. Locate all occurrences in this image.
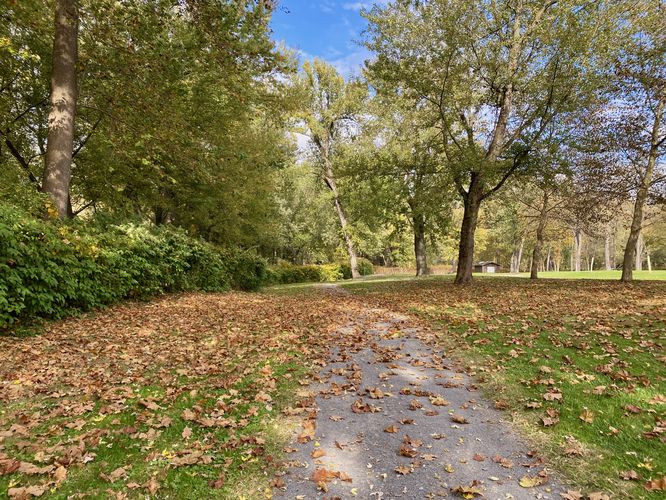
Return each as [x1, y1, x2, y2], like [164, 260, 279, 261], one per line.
[267, 263, 326, 284]
[339, 258, 374, 279]
[221, 249, 267, 292]
[265, 259, 372, 285]
[0, 204, 265, 328]
[357, 258, 374, 276]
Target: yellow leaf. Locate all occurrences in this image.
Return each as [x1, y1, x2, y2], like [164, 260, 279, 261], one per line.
[519, 476, 542, 488]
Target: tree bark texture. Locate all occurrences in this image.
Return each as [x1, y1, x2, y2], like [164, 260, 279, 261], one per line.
[635, 233, 644, 271]
[412, 211, 429, 276]
[42, 0, 78, 218]
[455, 175, 483, 284]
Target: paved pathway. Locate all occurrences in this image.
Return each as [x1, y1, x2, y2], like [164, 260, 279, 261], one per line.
[276, 301, 568, 500]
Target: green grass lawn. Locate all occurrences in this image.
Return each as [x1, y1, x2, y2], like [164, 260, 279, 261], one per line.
[489, 270, 666, 280]
[341, 275, 666, 498]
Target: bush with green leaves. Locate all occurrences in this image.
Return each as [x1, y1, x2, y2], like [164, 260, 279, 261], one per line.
[0, 204, 266, 328]
[339, 258, 374, 279]
[266, 259, 373, 285]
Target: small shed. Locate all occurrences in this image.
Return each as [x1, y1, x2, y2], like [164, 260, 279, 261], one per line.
[474, 261, 501, 273]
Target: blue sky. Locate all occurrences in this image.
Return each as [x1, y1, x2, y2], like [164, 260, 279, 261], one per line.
[270, 1, 382, 77]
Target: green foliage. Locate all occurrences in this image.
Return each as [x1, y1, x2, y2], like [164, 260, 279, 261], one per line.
[221, 250, 267, 292]
[1, 0, 295, 248]
[266, 258, 373, 285]
[266, 263, 339, 285]
[0, 205, 265, 328]
[339, 258, 374, 280]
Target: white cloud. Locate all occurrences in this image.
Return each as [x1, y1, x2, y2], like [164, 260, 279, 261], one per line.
[329, 47, 373, 78]
[342, 0, 388, 11]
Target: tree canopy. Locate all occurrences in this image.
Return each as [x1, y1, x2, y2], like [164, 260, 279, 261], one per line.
[1, 0, 664, 281]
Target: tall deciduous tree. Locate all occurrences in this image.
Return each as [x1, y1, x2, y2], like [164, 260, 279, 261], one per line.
[297, 59, 366, 278]
[617, 2, 666, 281]
[346, 97, 451, 276]
[365, 0, 613, 283]
[42, 0, 78, 217]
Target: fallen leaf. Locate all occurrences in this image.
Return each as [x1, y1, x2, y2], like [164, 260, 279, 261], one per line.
[451, 480, 483, 498]
[579, 409, 594, 423]
[451, 415, 468, 424]
[53, 465, 67, 484]
[644, 476, 666, 491]
[519, 475, 546, 488]
[209, 472, 226, 489]
[395, 464, 413, 475]
[8, 485, 46, 498]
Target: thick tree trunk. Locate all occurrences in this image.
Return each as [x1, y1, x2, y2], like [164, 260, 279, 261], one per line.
[622, 92, 664, 281]
[530, 192, 549, 279]
[455, 175, 482, 284]
[42, 0, 78, 218]
[413, 212, 429, 276]
[530, 231, 544, 278]
[324, 160, 359, 278]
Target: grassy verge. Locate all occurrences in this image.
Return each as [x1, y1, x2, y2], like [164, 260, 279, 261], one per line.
[340, 275, 666, 498]
[488, 270, 666, 280]
[0, 290, 358, 499]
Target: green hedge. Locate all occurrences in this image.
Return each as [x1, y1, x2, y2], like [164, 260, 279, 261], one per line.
[339, 258, 374, 279]
[266, 258, 374, 285]
[0, 204, 266, 328]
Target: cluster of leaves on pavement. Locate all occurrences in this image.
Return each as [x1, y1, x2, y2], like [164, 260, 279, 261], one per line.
[342, 276, 665, 498]
[0, 289, 361, 499]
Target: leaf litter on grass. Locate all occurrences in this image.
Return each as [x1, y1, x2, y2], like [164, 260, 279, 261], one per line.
[0, 290, 365, 498]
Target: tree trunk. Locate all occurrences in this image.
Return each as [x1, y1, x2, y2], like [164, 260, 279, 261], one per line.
[530, 192, 549, 279]
[635, 232, 644, 271]
[413, 211, 429, 276]
[647, 250, 652, 272]
[604, 225, 613, 270]
[324, 160, 359, 278]
[621, 91, 664, 281]
[511, 238, 524, 273]
[42, 0, 78, 218]
[573, 229, 583, 272]
[455, 175, 482, 284]
[589, 256, 595, 271]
